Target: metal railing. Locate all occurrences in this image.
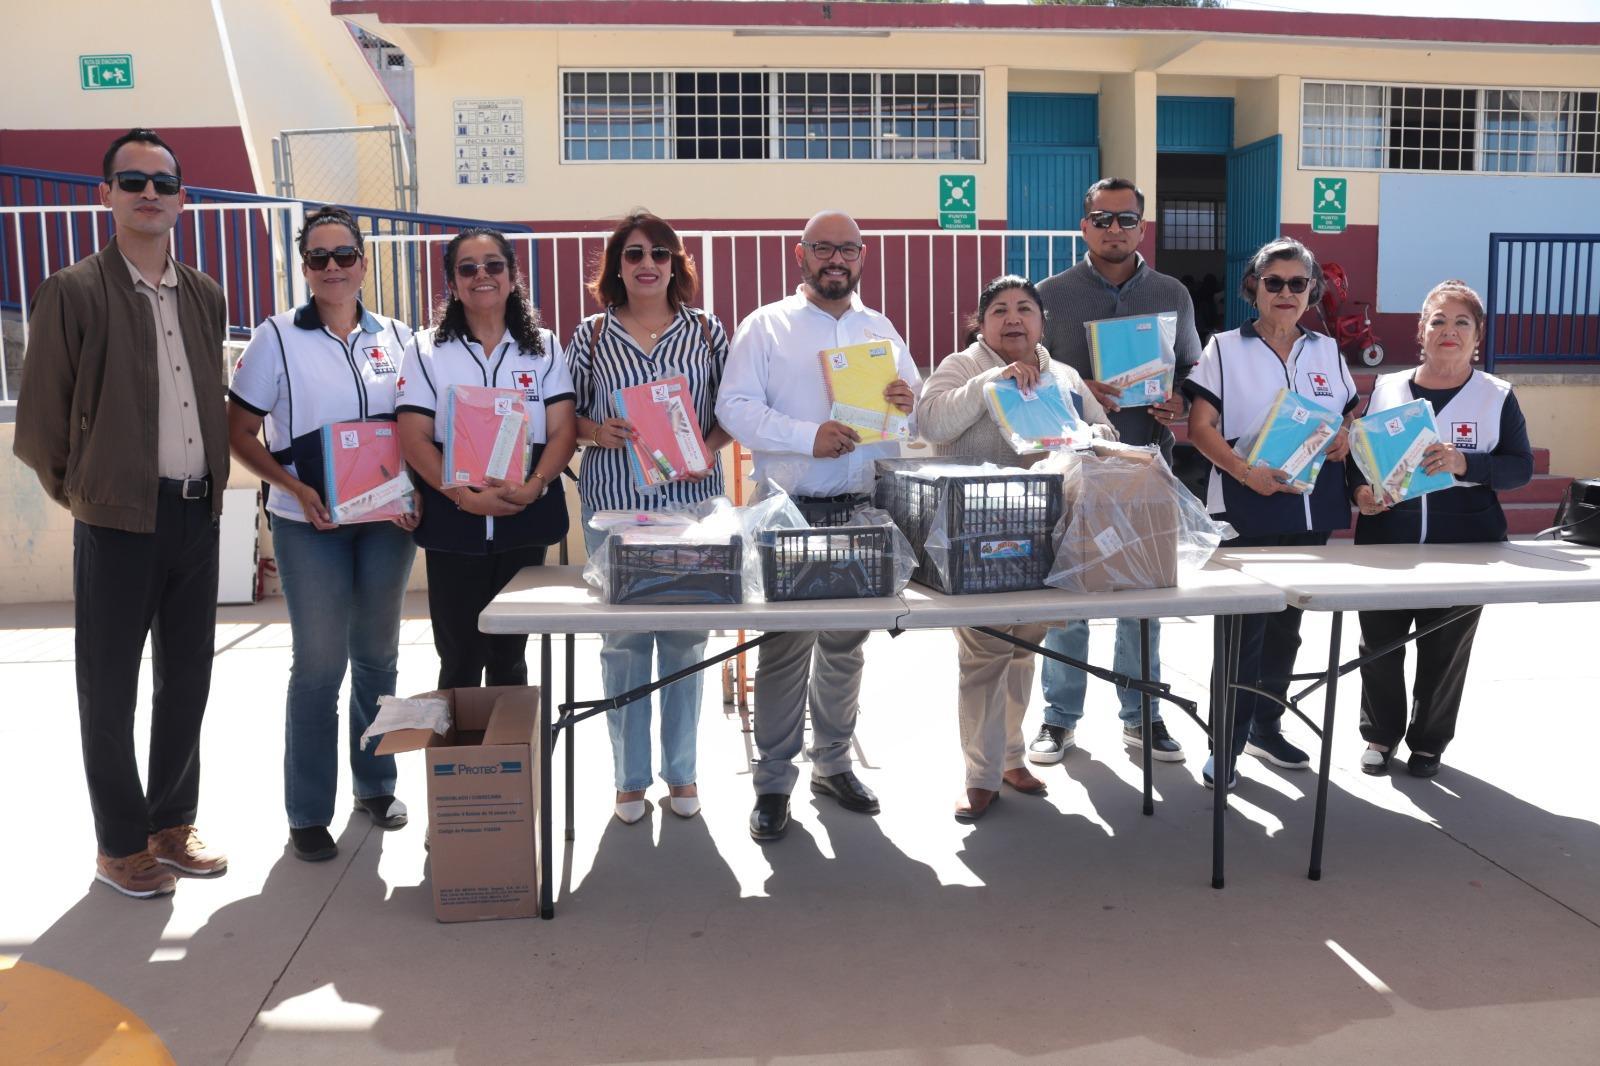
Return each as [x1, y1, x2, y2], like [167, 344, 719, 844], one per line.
[1484, 232, 1600, 369]
[367, 228, 1083, 373]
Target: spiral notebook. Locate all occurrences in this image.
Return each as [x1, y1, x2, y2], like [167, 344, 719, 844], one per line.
[441, 384, 528, 489]
[982, 376, 1092, 452]
[613, 375, 711, 491]
[1351, 399, 1457, 506]
[320, 421, 415, 524]
[818, 341, 910, 444]
[1240, 389, 1341, 492]
[1084, 313, 1178, 409]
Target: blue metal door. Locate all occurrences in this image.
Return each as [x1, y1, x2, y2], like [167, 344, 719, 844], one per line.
[1007, 93, 1098, 280]
[1225, 135, 1281, 329]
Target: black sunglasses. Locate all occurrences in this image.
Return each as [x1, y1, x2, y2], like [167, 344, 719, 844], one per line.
[801, 240, 863, 262]
[1260, 275, 1312, 294]
[113, 170, 182, 196]
[304, 246, 362, 270]
[1086, 210, 1142, 231]
[622, 245, 673, 265]
[456, 259, 508, 279]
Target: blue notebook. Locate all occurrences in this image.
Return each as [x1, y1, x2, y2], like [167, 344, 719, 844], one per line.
[1351, 399, 1457, 506]
[1239, 389, 1341, 492]
[1084, 313, 1178, 409]
[983, 376, 1091, 452]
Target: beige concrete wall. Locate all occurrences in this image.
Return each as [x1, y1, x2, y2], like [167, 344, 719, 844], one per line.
[0, 423, 75, 604]
[1507, 377, 1600, 479]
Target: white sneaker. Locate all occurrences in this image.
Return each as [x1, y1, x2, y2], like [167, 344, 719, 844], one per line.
[1027, 724, 1075, 765]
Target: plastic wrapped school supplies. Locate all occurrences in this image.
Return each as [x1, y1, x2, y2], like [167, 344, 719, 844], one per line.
[1043, 443, 1233, 594]
[818, 341, 910, 443]
[613, 375, 711, 491]
[1233, 388, 1341, 493]
[982, 375, 1095, 454]
[585, 506, 744, 606]
[1350, 399, 1457, 506]
[1084, 313, 1178, 409]
[743, 484, 915, 602]
[320, 421, 416, 524]
[441, 385, 528, 489]
[874, 458, 1062, 594]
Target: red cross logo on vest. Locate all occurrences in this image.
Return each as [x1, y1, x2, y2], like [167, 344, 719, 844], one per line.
[515, 372, 534, 389]
[1452, 421, 1478, 449]
[1308, 372, 1332, 397]
[515, 371, 538, 401]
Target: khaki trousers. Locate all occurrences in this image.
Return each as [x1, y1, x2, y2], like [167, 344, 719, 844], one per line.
[955, 622, 1048, 790]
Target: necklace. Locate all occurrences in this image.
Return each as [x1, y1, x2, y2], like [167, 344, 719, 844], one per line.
[625, 307, 675, 341]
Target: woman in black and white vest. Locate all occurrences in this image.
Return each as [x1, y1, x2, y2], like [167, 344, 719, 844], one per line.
[1349, 280, 1533, 779]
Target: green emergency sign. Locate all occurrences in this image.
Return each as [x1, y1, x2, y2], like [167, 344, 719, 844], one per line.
[1312, 176, 1347, 234]
[80, 55, 134, 91]
[939, 174, 976, 231]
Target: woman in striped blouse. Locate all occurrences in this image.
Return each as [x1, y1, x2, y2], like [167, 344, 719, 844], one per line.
[567, 209, 732, 825]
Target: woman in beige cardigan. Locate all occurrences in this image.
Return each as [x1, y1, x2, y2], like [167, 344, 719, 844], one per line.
[919, 275, 1115, 820]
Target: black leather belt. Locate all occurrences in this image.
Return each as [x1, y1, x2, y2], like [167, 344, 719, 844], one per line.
[158, 476, 211, 501]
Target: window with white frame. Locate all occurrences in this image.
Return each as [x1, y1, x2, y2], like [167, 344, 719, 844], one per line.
[1301, 81, 1600, 174]
[1159, 199, 1226, 251]
[561, 69, 983, 162]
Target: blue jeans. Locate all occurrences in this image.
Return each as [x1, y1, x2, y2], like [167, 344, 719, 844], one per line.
[272, 515, 416, 829]
[582, 506, 706, 792]
[1041, 618, 1163, 729]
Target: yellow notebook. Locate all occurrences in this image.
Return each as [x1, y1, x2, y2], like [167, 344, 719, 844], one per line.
[818, 341, 910, 444]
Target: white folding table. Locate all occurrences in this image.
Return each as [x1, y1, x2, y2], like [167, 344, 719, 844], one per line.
[1214, 540, 1600, 882]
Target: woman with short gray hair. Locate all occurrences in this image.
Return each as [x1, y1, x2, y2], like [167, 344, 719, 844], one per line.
[1180, 237, 1359, 789]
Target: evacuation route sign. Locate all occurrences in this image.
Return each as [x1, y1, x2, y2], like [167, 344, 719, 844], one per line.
[80, 55, 134, 91]
[939, 173, 976, 231]
[1312, 176, 1347, 234]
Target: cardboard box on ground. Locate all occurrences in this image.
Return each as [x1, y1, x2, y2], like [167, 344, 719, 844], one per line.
[375, 687, 542, 922]
[1053, 445, 1181, 594]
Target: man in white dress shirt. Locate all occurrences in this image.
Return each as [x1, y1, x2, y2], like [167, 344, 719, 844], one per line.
[716, 210, 921, 842]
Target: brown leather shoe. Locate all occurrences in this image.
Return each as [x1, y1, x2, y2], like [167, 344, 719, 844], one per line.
[954, 788, 999, 822]
[148, 825, 228, 877]
[96, 850, 177, 899]
[1002, 767, 1047, 795]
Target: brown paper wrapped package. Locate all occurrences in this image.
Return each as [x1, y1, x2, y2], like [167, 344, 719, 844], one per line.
[1058, 446, 1181, 593]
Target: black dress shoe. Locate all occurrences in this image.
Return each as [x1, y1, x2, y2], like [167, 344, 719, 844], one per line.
[1407, 752, 1442, 778]
[809, 771, 880, 814]
[749, 794, 790, 842]
[290, 826, 338, 862]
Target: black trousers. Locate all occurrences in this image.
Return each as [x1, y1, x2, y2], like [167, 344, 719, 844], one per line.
[74, 495, 219, 857]
[1358, 605, 1482, 756]
[1219, 528, 1330, 768]
[424, 545, 547, 689]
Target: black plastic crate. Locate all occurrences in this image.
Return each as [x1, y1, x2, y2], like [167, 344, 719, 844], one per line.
[874, 457, 1062, 594]
[603, 535, 744, 605]
[758, 525, 895, 601]
[792, 494, 869, 528]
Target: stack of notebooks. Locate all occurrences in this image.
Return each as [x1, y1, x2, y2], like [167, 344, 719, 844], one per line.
[982, 376, 1092, 452]
[320, 421, 415, 524]
[1237, 389, 1341, 492]
[612, 375, 712, 491]
[441, 384, 528, 488]
[818, 341, 910, 443]
[1350, 399, 1457, 506]
[1084, 313, 1178, 408]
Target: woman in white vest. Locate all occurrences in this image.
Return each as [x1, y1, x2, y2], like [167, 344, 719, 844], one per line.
[1350, 280, 1533, 778]
[1181, 238, 1359, 789]
[227, 206, 418, 863]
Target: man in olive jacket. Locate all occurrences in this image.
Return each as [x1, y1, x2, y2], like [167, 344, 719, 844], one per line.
[14, 129, 232, 898]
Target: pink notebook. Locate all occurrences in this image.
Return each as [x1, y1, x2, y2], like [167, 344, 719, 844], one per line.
[320, 421, 415, 524]
[441, 385, 529, 489]
[613, 376, 711, 491]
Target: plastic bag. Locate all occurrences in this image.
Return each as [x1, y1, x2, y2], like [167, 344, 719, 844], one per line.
[743, 485, 917, 601]
[982, 376, 1095, 454]
[1085, 313, 1178, 409]
[1043, 442, 1235, 594]
[874, 457, 1063, 594]
[1350, 399, 1458, 506]
[441, 384, 529, 489]
[583, 504, 743, 605]
[1231, 388, 1341, 493]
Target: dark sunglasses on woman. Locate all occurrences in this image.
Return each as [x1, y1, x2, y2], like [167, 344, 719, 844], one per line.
[303, 246, 362, 270]
[113, 170, 182, 196]
[622, 245, 673, 265]
[1259, 276, 1312, 294]
[456, 259, 508, 279]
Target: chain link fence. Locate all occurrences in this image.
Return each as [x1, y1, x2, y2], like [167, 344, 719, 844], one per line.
[273, 125, 416, 212]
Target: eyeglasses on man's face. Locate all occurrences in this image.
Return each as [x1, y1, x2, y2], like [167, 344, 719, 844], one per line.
[112, 170, 182, 196]
[1086, 210, 1142, 231]
[304, 246, 362, 271]
[801, 240, 864, 262]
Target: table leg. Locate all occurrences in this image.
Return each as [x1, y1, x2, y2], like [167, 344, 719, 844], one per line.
[1308, 611, 1343, 881]
[1210, 615, 1229, 889]
[565, 631, 576, 843]
[1140, 618, 1153, 816]
[540, 633, 554, 920]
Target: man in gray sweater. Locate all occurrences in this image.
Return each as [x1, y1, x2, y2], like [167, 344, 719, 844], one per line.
[1028, 176, 1202, 767]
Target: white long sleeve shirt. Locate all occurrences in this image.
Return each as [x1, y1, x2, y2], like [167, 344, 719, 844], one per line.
[716, 288, 922, 496]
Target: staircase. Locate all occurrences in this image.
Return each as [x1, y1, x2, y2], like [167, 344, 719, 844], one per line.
[1173, 370, 1572, 538]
